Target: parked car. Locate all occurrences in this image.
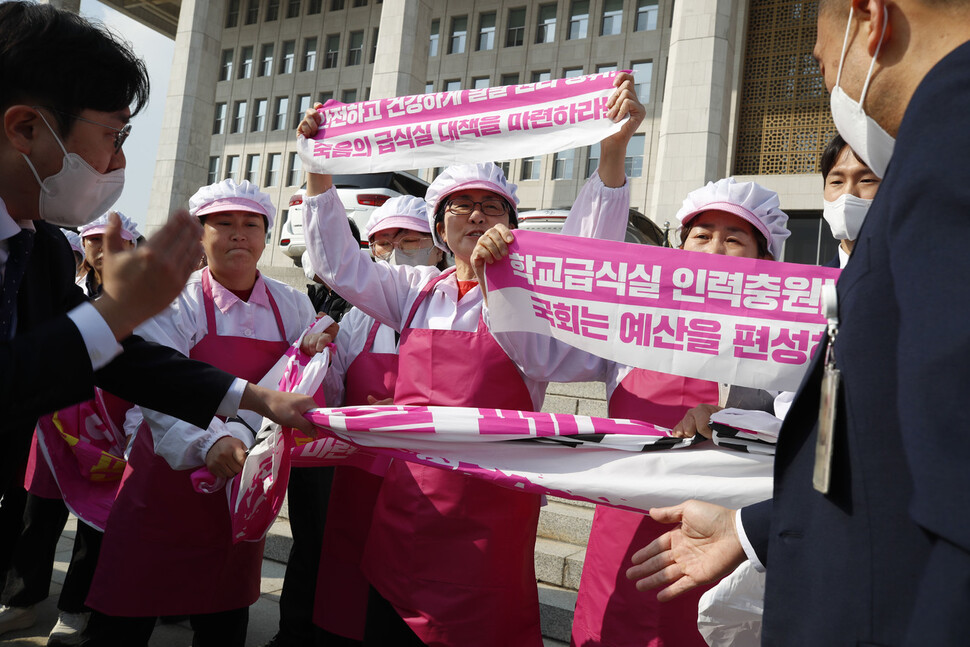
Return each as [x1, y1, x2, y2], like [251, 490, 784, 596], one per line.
[279, 171, 430, 265]
[516, 208, 667, 246]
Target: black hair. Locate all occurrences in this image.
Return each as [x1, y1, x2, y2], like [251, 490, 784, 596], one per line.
[0, 2, 149, 136]
[819, 133, 870, 181]
[432, 195, 518, 253]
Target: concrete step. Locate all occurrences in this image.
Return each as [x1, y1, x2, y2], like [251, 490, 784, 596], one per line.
[535, 537, 587, 590]
[538, 583, 577, 645]
[537, 499, 595, 546]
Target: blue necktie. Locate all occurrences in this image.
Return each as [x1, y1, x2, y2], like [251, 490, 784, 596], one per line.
[0, 229, 36, 339]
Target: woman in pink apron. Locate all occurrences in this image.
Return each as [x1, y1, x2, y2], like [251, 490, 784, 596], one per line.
[83, 179, 316, 647]
[480, 178, 791, 646]
[311, 196, 445, 645]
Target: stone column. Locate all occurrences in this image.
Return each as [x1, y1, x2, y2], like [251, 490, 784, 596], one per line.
[144, 0, 225, 235]
[369, 0, 432, 100]
[648, 0, 747, 229]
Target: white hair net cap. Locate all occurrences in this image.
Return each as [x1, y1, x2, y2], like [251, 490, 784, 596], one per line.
[189, 178, 277, 230]
[675, 178, 791, 260]
[60, 228, 83, 254]
[425, 162, 519, 252]
[364, 195, 431, 239]
[78, 210, 141, 242]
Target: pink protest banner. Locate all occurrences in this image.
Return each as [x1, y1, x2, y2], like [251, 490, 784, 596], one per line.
[33, 390, 133, 531]
[485, 230, 841, 392]
[296, 72, 625, 174]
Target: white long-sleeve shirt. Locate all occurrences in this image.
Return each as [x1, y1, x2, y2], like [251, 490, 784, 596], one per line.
[133, 270, 316, 470]
[305, 172, 630, 410]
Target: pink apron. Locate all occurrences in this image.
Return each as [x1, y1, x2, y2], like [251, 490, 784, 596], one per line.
[361, 270, 543, 647]
[571, 369, 718, 647]
[314, 318, 398, 639]
[87, 269, 289, 617]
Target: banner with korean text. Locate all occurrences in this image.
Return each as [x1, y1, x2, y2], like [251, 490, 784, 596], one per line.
[485, 230, 841, 392]
[297, 72, 625, 174]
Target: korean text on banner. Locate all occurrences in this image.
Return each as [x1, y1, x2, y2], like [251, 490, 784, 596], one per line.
[297, 72, 626, 174]
[485, 230, 841, 392]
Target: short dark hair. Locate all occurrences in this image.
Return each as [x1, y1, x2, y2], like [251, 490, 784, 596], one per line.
[819, 133, 869, 181]
[0, 2, 149, 136]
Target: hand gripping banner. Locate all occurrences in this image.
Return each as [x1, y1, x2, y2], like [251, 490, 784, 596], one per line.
[485, 230, 841, 392]
[297, 72, 626, 174]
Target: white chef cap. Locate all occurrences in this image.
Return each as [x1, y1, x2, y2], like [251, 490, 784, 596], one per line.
[60, 228, 83, 254]
[364, 195, 431, 239]
[189, 178, 277, 230]
[675, 178, 790, 260]
[79, 210, 141, 242]
[425, 162, 519, 252]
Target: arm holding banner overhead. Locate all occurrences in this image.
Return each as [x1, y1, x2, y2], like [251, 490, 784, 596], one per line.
[597, 72, 645, 190]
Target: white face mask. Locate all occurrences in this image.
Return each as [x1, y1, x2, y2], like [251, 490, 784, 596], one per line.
[381, 246, 441, 268]
[829, 6, 895, 179]
[823, 193, 871, 241]
[21, 111, 125, 228]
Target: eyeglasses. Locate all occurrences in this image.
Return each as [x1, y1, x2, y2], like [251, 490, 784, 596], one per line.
[37, 107, 132, 154]
[446, 198, 509, 217]
[371, 236, 434, 260]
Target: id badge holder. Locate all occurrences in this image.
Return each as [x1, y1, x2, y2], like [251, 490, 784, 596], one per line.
[813, 284, 840, 494]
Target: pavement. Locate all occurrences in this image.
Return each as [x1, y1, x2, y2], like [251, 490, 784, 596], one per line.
[1, 517, 568, 646]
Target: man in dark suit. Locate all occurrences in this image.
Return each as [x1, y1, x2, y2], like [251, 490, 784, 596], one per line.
[627, 1, 970, 644]
[0, 3, 317, 562]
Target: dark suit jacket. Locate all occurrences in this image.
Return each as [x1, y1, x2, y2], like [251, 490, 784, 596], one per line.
[741, 41, 970, 646]
[0, 220, 235, 494]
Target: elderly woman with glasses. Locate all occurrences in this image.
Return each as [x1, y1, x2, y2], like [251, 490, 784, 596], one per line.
[298, 72, 644, 647]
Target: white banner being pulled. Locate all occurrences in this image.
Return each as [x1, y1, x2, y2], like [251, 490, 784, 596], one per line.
[297, 72, 626, 174]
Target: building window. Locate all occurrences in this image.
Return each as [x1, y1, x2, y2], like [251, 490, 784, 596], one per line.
[631, 61, 653, 102]
[497, 161, 511, 178]
[500, 73, 519, 86]
[238, 46, 253, 79]
[563, 67, 584, 78]
[245, 155, 260, 184]
[429, 19, 440, 57]
[287, 152, 304, 186]
[477, 12, 496, 51]
[274, 96, 289, 130]
[302, 37, 317, 71]
[244, 0, 258, 24]
[733, 1, 834, 175]
[552, 149, 575, 180]
[425, 82, 434, 93]
[506, 8, 525, 47]
[219, 49, 233, 81]
[295, 94, 311, 128]
[252, 98, 267, 131]
[280, 40, 295, 74]
[208, 156, 221, 185]
[259, 43, 274, 76]
[266, 0, 280, 21]
[324, 34, 340, 68]
[635, 0, 658, 31]
[371, 28, 379, 63]
[353, 0, 366, 6]
[232, 101, 247, 134]
[265, 153, 281, 187]
[625, 134, 645, 177]
[225, 155, 240, 182]
[287, 0, 301, 18]
[520, 156, 541, 180]
[212, 103, 227, 135]
[318, 90, 334, 105]
[585, 143, 599, 178]
[342, 88, 358, 103]
[444, 79, 461, 92]
[536, 4, 556, 44]
[331, 0, 344, 9]
[307, 0, 322, 14]
[783, 212, 840, 265]
[347, 31, 364, 65]
[597, 63, 618, 74]
[531, 70, 551, 83]
[601, 0, 623, 36]
[472, 77, 490, 89]
[568, 0, 588, 40]
[448, 16, 467, 54]
[225, 0, 240, 28]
